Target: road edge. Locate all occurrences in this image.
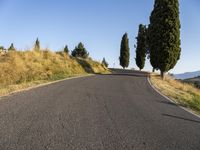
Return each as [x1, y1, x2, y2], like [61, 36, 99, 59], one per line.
[147, 75, 200, 119]
[0, 74, 94, 99]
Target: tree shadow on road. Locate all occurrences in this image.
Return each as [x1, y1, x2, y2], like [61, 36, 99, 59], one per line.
[96, 73, 148, 78]
[162, 113, 200, 124]
[156, 100, 179, 107]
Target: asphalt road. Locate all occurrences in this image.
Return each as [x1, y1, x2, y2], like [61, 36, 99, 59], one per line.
[0, 69, 200, 150]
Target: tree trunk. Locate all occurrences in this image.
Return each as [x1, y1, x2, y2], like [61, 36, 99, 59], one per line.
[161, 71, 165, 80]
[152, 68, 155, 72]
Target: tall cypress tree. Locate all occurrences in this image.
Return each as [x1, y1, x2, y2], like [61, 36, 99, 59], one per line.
[135, 24, 147, 70]
[148, 0, 181, 79]
[119, 33, 130, 69]
[34, 38, 40, 51]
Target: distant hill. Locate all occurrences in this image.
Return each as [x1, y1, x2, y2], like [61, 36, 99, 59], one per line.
[174, 70, 200, 79]
[184, 76, 200, 89]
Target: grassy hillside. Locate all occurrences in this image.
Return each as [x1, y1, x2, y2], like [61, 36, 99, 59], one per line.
[0, 50, 109, 96]
[150, 74, 200, 114]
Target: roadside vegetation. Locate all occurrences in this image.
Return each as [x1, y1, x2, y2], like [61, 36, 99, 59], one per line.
[0, 39, 109, 96]
[184, 77, 200, 89]
[150, 74, 200, 114]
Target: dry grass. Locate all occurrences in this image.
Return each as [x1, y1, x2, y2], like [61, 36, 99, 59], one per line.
[0, 50, 109, 96]
[150, 74, 200, 113]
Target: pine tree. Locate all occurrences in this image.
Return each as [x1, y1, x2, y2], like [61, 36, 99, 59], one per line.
[34, 38, 40, 51]
[135, 24, 147, 70]
[71, 42, 89, 58]
[8, 43, 16, 51]
[64, 45, 69, 54]
[102, 57, 109, 67]
[148, 0, 181, 79]
[119, 33, 130, 69]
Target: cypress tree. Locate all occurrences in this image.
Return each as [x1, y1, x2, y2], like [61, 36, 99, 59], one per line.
[71, 42, 89, 58]
[8, 43, 16, 51]
[34, 38, 40, 51]
[119, 33, 130, 69]
[135, 24, 147, 70]
[102, 57, 109, 67]
[64, 45, 69, 54]
[148, 0, 181, 79]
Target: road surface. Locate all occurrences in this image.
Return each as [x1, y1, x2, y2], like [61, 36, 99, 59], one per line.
[0, 69, 200, 150]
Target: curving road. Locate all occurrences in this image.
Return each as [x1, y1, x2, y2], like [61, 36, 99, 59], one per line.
[0, 69, 200, 150]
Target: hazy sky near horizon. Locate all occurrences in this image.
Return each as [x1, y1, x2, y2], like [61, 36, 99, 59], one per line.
[0, 0, 199, 73]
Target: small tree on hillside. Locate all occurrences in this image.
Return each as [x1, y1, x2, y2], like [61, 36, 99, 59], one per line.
[135, 24, 148, 70]
[102, 57, 109, 67]
[71, 42, 89, 58]
[64, 45, 69, 54]
[119, 33, 130, 69]
[0, 46, 5, 51]
[34, 38, 40, 51]
[148, 0, 181, 79]
[8, 43, 16, 51]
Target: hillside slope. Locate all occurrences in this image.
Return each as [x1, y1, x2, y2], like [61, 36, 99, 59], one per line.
[150, 74, 200, 114]
[184, 77, 200, 88]
[0, 50, 109, 96]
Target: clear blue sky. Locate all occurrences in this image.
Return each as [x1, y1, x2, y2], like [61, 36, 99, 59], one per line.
[0, 0, 199, 73]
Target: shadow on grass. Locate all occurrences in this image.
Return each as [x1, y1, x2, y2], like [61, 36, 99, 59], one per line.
[76, 58, 95, 73]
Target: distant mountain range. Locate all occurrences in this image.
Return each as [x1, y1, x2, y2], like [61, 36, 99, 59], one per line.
[174, 70, 200, 80]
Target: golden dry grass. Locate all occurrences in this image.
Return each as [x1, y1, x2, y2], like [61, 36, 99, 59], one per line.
[150, 74, 200, 113]
[0, 50, 109, 96]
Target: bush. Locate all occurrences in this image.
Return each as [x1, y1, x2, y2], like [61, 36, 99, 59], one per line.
[71, 42, 89, 58]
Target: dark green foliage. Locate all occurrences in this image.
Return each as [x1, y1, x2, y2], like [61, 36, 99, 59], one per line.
[71, 42, 89, 58]
[0, 46, 5, 50]
[34, 38, 40, 51]
[135, 24, 148, 70]
[8, 43, 16, 51]
[184, 77, 200, 89]
[119, 33, 130, 69]
[102, 57, 109, 67]
[64, 45, 69, 54]
[194, 81, 200, 89]
[148, 0, 181, 78]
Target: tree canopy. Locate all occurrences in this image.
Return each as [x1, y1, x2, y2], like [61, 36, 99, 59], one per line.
[34, 38, 40, 51]
[71, 42, 89, 58]
[119, 33, 130, 69]
[8, 43, 16, 51]
[148, 0, 181, 78]
[64, 45, 69, 54]
[135, 24, 148, 70]
[102, 57, 109, 67]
